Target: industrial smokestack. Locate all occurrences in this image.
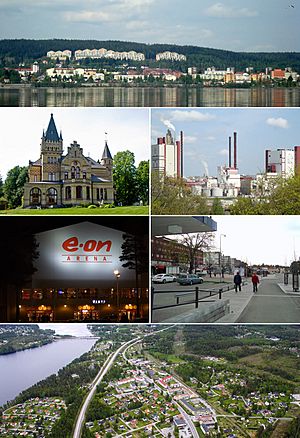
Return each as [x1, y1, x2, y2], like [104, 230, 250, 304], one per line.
[265, 150, 270, 173]
[229, 136, 232, 168]
[176, 140, 181, 178]
[180, 131, 184, 177]
[234, 132, 237, 169]
[295, 146, 300, 176]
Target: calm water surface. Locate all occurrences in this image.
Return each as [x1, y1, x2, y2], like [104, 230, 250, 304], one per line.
[0, 338, 96, 407]
[0, 86, 299, 107]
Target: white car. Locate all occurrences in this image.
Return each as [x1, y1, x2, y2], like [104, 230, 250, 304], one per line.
[152, 274, 177, 284]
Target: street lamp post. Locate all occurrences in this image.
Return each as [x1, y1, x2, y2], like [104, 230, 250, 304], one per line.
[113, 270, 121, 316]
[219, 234, 226, 281]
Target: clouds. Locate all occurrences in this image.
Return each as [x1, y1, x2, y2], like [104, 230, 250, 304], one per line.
[219, 148, 229, 156]
[266, 117, 289, 129]
[0, 0, 299, 51]
[152, 108, 300, 178]
[169, 110, 216, 122]
[205, 2, 258, 18]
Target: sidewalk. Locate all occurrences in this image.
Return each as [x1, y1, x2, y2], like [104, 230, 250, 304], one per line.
[152, 280, 255, 323]
[277, 283, 300, 295]
[216, 281, 255, 323]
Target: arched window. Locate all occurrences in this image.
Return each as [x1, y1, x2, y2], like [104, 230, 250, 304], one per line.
[48, 172, 55, 181]
[30, 188, 41, 206]
[76, 166, 80, 179]
[65, 186, 71, 200]
[46, 188, 57, 205]
[71, 166, 75, 179]
[76, 186, 82, 199]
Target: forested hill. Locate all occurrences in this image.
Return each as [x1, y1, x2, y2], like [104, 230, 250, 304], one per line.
[1, 39, 300, 71]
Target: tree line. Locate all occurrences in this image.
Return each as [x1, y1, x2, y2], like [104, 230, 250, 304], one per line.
[1, 39, 300, 71]
[0, 152, 149, 210]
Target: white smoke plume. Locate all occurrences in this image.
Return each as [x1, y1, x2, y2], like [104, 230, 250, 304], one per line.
[162, 119, 176, 132]
[201, 160, 209, 177]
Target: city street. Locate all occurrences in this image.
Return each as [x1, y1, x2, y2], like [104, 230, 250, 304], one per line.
[237, 274, 300, 323]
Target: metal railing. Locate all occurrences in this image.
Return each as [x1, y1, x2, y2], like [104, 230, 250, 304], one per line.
[151, 282, 245, 320]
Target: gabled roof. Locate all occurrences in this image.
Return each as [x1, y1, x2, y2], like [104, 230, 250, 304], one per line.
[102, 141, 113, 160]
[44, 113, 61, 142]
[30, 158, 42, 166]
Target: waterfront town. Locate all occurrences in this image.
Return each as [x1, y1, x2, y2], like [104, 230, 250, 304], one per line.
[0, 324, 299, 437]
[1, 47, 299, 86]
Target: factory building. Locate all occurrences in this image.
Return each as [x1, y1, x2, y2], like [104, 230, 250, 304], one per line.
[152, 129, 184, 178]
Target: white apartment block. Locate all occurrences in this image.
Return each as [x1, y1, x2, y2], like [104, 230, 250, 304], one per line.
[156, 51, 187, 62]
[46, 50, 72, 60]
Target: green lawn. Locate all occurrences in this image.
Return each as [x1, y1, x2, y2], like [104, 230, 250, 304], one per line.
[0, 206, 149, 215]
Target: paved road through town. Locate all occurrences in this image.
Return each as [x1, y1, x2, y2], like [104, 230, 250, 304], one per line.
[73, 326, 174, 438]
[237, 274, 300, 323]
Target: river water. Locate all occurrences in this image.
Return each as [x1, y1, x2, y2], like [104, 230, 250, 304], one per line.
[0, 338, 97, 407]
[0, 86, 299, 107]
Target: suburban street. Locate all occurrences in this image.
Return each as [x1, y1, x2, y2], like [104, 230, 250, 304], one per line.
[237, 274, 300, 323]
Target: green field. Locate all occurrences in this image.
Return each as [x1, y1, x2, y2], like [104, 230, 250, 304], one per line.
[0, 206, 149, 215]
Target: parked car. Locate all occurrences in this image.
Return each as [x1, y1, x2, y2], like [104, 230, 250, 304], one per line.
[177, 274, 204, 285]
[152, 274, 177, 284]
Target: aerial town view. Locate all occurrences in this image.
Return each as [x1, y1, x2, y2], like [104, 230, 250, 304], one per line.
[0, 324, 300, 438]
[151, 108, 300, 215]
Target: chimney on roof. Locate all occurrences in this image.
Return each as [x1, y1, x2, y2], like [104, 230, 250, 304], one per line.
[229, 136, 232, 168]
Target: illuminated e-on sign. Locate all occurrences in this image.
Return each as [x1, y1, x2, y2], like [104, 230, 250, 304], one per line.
[61, 236, 112, 263]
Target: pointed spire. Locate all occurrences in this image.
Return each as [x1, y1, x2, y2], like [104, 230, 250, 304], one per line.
[102, 140, 113, 160]
[45, 113, 60, 142]
[60, 130, 63, 140]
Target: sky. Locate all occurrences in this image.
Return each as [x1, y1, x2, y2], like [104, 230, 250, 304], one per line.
[212, 215, 300, 266]
[39, 323, 92, 336]
[0, 107, 149, 178]
[152, 108, 300, 177]
[0, 0, 299, 51]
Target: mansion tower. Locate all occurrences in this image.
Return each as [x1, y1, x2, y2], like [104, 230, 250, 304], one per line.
[24, 114, 114, 207]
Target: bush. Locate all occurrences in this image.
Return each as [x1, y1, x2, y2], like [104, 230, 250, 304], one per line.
[0, 197, 8, 210]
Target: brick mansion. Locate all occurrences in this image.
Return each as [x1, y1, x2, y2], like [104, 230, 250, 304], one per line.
[23, 114, 114, 208]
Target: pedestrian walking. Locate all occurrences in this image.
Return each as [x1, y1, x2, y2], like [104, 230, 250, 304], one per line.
[234, 272, 242, 292]
[252, 272, 260, 292]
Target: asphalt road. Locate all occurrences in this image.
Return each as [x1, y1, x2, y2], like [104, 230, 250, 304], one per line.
[73, 326, 174, 438]
[237, 274, 300, 323]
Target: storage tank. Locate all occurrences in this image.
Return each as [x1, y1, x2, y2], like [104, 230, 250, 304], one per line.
[226, 188, 235, 197]
[202, 188, 212, 197]
[211, 187, 223, 197]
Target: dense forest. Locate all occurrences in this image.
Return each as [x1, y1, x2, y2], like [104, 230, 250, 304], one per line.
[1, 39, 300, 71]
[0, 325, 55, 355]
